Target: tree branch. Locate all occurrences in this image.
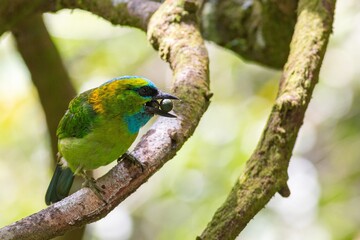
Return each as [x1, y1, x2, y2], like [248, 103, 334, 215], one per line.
[199, 0, 336, 239]
[46, 0, 161, 31]
[0, 0, 160, 35]
[202, 0, 298, 68]
[2, 0, 298, 69]
[0, 0, 210, 239]
[12, 14, 76, 161]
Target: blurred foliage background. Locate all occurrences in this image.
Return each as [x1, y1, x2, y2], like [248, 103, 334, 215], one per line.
[0, 1, 359, 239]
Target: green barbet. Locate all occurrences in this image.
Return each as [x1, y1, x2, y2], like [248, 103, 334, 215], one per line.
[45, 76, 177, 205]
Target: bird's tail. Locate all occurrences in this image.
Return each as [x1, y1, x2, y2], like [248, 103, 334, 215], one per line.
[45, 164, 75, 205]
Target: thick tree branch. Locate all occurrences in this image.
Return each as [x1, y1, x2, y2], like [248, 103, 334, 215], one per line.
[199, 0, 336, 239]
[2, 0, 296, 69]
[12, 14, 76, 160]
[0, 0, 160, 35]
[202, 0, 298, 68]
[0, 0, 210, 239]
[46, 0, 161, 31]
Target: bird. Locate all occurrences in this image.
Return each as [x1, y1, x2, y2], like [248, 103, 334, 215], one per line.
[45, 76, 178, 205]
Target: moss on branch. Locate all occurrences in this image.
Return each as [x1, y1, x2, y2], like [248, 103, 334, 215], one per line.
[199, 0, 336, 239]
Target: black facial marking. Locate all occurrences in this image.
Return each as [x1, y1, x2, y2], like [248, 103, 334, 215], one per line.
[137, 86, 158, 97]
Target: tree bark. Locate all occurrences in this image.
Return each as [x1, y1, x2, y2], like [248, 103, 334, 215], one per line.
[199, 0, 336, 239]
[1, 0, 297, 69]
[202, 0, 298, 68]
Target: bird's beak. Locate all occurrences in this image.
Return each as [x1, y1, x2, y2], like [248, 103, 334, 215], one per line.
[153, 92, 179, 100]
[145, 91, 179, 118]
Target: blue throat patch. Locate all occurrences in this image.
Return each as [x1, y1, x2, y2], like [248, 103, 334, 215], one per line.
[124, 110, 153, 134]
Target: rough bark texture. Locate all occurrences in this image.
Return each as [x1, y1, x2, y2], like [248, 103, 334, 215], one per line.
[0, 0, 210, 239]
[12, 14, 76, 160]
[202, 0, 298, 68]
[199, 0, 336, 239]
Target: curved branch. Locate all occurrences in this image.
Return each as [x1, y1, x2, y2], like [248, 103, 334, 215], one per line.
[0, 0, 160, 35]
[199, 0, 336, 239]
[46, 0, 161, 31]
[0, 0, 210, 239]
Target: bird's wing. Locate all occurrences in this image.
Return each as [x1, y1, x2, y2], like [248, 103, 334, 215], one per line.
[57, 90, 97, 139]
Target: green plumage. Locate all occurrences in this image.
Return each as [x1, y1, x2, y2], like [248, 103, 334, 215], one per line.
[56, 90, 97, 139]
[45, 76, 177, 205]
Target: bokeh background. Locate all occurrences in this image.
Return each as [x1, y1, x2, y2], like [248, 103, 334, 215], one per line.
[0, 1, 359, 239]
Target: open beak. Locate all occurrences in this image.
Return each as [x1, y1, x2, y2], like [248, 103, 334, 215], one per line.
[145, 91, 178, 118]
[153, 92, 178, 100]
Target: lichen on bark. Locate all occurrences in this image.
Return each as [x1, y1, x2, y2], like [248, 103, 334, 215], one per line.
[199, 0, 336, 239]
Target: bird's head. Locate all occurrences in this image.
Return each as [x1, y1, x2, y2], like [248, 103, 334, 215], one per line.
[91, 76, 178, 118]
[128, 77, 178, 118]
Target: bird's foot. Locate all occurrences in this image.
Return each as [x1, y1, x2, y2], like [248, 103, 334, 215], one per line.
[82, 174, 107, 204]
[117, 151, 145, 172]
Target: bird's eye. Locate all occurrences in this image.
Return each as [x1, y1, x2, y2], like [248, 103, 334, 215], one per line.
[137, 86, 158, 97]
